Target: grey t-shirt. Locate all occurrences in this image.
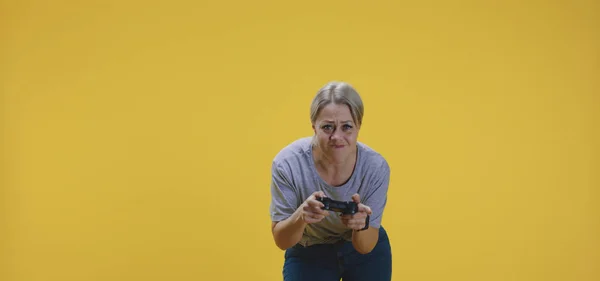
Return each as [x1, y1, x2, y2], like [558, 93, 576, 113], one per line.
[269, 137, 390, 247]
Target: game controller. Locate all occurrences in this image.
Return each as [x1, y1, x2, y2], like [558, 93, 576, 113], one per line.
[316, 196, 359, 215]
[316, 196, 370, 231]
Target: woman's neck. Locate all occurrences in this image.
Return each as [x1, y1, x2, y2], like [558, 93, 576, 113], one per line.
[312, 145, 358, 186]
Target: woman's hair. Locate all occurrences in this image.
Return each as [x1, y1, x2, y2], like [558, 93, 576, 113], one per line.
[310, 81, 364, 126]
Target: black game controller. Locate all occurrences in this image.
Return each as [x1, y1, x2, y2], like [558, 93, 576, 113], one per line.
[316, 196, 359, 215]
[316, 196, 370, 231]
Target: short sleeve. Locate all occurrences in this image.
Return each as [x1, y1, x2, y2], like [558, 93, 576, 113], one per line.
[269, 161, 300, 222]
[361, 160, 390, 228]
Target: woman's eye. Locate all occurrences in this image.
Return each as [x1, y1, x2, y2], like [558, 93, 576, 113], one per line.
[343, 124, 353, 130]
[322, 125, 332, 130]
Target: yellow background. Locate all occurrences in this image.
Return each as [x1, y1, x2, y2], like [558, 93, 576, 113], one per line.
[2, 0, 598, 280]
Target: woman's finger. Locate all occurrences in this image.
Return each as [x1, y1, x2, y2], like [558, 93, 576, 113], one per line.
[310, 191, 326, 200]
[352, 193, 361, 204]
[306, 211, 322, 219]
[307, 198, 324, 209]
[348, 216, 369, 229]
[349, 212, 367, 220]
[348, 220, 365, 230]
[307, 204, 329, 216]
[358, 204, 372, 215]
[307, 200, 329, 216]
[304, 211, 325, 221]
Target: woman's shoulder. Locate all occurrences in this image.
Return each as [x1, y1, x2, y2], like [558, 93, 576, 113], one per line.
[357, 142, 390, 171]
[272, 137, 313, 166]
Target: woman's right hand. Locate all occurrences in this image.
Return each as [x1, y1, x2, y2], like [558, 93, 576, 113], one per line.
[298, 191, 330, 224]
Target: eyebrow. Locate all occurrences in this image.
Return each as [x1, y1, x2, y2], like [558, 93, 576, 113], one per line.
[322, 120, 353, 123]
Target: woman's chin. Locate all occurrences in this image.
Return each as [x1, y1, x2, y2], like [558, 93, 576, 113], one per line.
[324, 150, 351, 162]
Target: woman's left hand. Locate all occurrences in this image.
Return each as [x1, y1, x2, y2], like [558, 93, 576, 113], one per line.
[340, 193, 372, 231]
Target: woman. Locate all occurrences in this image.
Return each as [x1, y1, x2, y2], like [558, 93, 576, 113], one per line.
[269, 81, 392, 281]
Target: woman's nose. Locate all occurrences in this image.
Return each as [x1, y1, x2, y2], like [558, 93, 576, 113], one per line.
[330, 129, 342, 140]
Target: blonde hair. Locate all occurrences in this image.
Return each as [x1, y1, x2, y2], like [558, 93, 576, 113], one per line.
[310, 81, 364, 126]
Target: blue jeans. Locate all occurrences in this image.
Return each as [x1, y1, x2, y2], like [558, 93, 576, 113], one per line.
[282, 226, 392, 281]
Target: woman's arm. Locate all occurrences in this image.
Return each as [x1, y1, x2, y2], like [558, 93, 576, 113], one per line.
[340, 193, 380, 254]
[351, 227, 379, 254]
[271, 191, 329, 250]
[271, 208, 307, 250]
[270, 160, 307, 250]
[350, 160, 391, 254]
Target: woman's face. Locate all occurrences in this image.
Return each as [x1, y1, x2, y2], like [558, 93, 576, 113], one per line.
[312, 103, 360, 162]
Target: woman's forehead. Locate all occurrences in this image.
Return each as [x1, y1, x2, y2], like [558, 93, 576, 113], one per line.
[316, 104, 353, 119]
